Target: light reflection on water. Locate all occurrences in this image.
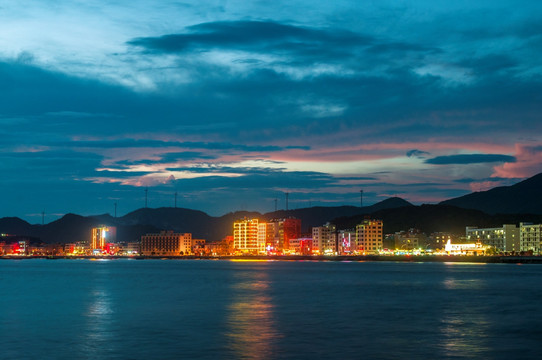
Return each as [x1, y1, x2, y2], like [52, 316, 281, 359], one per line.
[440, 307, 491, 358]
[81, 264, 117, 356]
[226, 266, 282, 359]
[439, 265, 490, 358]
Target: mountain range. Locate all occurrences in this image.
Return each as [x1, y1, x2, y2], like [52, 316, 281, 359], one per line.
[1, 173, 541, 244]
[440, 173, 542, 214]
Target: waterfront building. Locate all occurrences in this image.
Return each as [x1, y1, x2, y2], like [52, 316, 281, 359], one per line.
[119, 242, 140, 255]
[394, 229, 427, 251]
[140, 231, 193, 256]
[44, 243, 64, 256]
[266, 218, 302, 253]
[233, 218, 260, 254]
[466, 225, 519, 253]
[0, 235, 41, 255]
[207, 236, 234, 256]
[355, 219, 383, 254]
[0, 241, 26, 255]
[192, 239, 207, 256]
[257, 222, 268, 254]
[337, 229, 355, 254]
[520, 223, 542, 255]
[289, 238, 313, 255]
[444, 239, 488, 255]
[91, 226, 116, 251]
[312, 223, 337, 255]
[427, 232, 460, 251]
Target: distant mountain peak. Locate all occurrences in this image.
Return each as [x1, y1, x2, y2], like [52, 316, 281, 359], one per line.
[441, 172, 542, 215]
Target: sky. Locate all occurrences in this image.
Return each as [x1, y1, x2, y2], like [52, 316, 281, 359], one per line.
[1, 1, 542, 223]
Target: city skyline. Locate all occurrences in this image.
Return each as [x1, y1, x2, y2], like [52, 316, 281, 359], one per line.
[2, 1, 542, 222]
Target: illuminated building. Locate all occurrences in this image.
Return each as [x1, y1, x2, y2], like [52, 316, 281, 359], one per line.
[0, 241, 27, 255]
[427, 232, 459, 251]
[312, 223, 337, 255]
[289, 238, 312, 255]
[266, 218, 302, 253]
[207, 236, 234, 256]
[444, 239, 488, 255]
[355, 219, 383, 254]
[140, 231, 193, 256]
[394, 229, 426, 251]
[257, 223, 267, 254]
[192, 239, 206, 256]
[119, 242, 140, 255]
[91, 226, 116, 251]
[338, 230, 355, 254]
[233, 218, 260, 253]
[520, 222, 542, 254]
[466, 225, 519, 252]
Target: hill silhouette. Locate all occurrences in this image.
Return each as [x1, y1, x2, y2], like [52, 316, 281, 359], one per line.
[441, 173, 542, 214]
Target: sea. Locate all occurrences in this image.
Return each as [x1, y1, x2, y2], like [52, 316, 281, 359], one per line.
[1, 259, 541, 360]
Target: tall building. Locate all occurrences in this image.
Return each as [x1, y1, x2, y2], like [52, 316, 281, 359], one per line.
[466, 225, 519, 252]
[312, 223, 337, 255]
[257, 222, 268, 254]
[337, 229, 355, 254]
[140, 231, 193, 256]
[355, 219, 383, 254]
[520, 223, 542, 254]
[266, 218, 302, 253]
[233, 218, 260, 253]
[91, 226, 116, 251]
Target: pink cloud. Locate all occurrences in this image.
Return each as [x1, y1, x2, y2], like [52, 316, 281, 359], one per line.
[492, 144, 542, 178]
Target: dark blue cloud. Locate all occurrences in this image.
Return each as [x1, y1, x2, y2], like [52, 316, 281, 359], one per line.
[406, 149, 431, 158]
[127, 20, 438, 66]
[425, 154, 516, 165]
[128, 20, 371, 54]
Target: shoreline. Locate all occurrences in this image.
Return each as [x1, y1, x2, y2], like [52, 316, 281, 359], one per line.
[2, 254, 542, 263]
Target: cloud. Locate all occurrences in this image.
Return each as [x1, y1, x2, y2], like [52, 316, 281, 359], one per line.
[406, 149, 430, 158]
[128, 20, 372, 56]
[425, 154, 516, 165]
[492, 144, 542, 178]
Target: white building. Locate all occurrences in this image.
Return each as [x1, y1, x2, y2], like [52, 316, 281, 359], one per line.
[520, 223, 542, 254]
[312, 223, 336, 255]
[466, 224, 519, 252]
[444, 239, 488, 255]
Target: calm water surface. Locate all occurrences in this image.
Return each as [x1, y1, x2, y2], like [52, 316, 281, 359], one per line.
[1, 259, 541, 359]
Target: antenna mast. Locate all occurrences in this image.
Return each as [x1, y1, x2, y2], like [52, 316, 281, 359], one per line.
[285, 192, 289, 211]
[145, 187, 148, 208]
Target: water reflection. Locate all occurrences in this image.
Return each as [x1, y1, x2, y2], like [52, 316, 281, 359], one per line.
[81, 264, 116, 356]
[226, 266, 281, 359]
[440, 307, 490, 358]
[439, 267, 490, 358]
[443, 278, 484, 290]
